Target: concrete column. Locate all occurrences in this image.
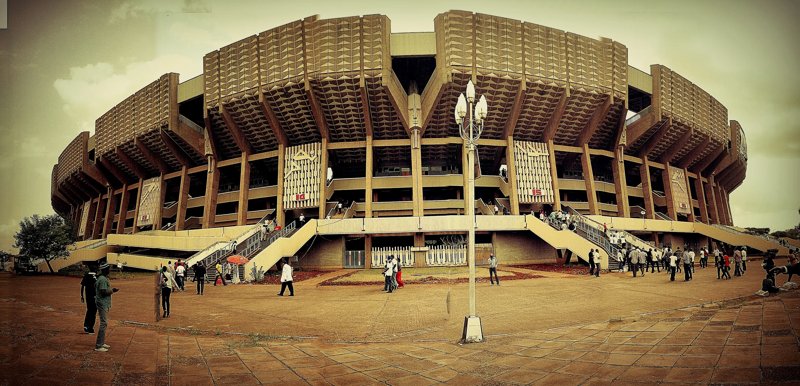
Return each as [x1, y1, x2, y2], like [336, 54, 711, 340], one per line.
[91, 197, 103, 239]
[116, 185, 129, 234]
[683, 168, 695, 222]
[319, 138, 328, 219]
[276, 143, 286, 227]
[238, 152, 250, 225]
[661, 163, 678, 220]
[462, 141, 470, 215]
[154, 174, 166, 230]
[580, 144, 599, 215]
[612, 146, 630, 217]
[414, 233, 425, 268]
[102, 187, 115, 237]
[175, 167, 189, 230]
[364, 235, 372, 269]
[694, 175, 709, 223]
[411, 141, 423, 217]
[705, 176, 719, 224]
[714, 184, 727, 225]
[639, 158, 656, 219]
[132, 179, 144, 233]
[547, 140, 561, 211]
[202, 159, 219, 229]
[365, 136, 373, 218]
[505, 136, 520, 215]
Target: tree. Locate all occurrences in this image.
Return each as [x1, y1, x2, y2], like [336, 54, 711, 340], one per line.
[13, 214, 74, 273]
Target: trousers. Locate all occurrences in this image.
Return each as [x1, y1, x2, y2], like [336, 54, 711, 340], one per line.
[489, 267, 500, 283]
[84, 297, 97, 332]
[279, 281, 294, 296]
[95, 304, 109, 348]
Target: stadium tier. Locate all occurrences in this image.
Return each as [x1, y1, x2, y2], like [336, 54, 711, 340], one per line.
[49, 11, 773, 274]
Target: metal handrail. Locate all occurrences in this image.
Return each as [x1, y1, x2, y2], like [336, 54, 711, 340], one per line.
[562, 206, 623, 263]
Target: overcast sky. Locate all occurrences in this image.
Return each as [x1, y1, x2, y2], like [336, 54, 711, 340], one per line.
[0, 0, 798, 251]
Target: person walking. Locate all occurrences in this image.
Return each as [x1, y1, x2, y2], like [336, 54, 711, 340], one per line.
[160, 266, 177, 318]
[588, 249, 596, 276]
[733, 249, 742, 276]
[214, 262, 227, 286]
[396, 258, 404, 288]
[617, 249, 624, 272]
[668, 251, 678, 281]
[488, 253, 500, 284]
[383, 257, 394, 293]
[689, 249, 696, 273]
[593, 250, 601, 277]
[629, 248, 638, 277]
[714, 248, 723, 279]
[175, 262, 186, 291]
[193, 263, 206, 295]
[741, 247, 748, 272]
[391, 255, 399, 290]
[722, 253, 732, 279]
[94, 263, 119, 352]
[278, 258, 294, 296]
[682, 249, 692, 281]
[80, 264, 97, 334]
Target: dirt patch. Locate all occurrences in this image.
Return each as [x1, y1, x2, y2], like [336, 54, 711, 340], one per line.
[320, 269, 543, 286]
[252, 270, 330, 285]
[510, 264, 591, 275]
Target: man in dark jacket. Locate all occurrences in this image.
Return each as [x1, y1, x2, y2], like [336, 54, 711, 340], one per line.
[192, 263, 207, 295]
[80, 263, 97, 334]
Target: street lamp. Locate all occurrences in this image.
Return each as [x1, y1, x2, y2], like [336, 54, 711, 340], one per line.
[454, 79, 487, 343]
[641, 210, 646, 230]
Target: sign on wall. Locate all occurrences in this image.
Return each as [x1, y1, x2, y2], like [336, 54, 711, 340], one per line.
[137, 176, 161, 227]
[514, 141, 555, 204]
[283, 142, 321, 209]
[669, 166, 691, 215]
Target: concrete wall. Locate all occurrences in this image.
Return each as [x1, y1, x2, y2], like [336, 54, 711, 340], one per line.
[494, 231, 558, 265]
[301, 236, 344, 270]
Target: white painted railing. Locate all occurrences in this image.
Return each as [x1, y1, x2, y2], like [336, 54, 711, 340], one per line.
[426, 245, 467, 266]
[371, 247, 414, 268]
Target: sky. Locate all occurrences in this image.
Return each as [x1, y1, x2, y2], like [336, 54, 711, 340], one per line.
[0, 0, 798, 252]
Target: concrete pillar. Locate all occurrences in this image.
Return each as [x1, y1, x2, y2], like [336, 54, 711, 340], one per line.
[276, 144, 286, 227]
[132, 179, 144, 233]
[154, 173, 166, 230]
[580, 144, 599, 215]
[116, 185, 129, 234]
[694, 175, 709, 223]
[202, 159, 219, 229]
[705, 176, 719, 224]
[365, 136, 373, 218]
[414, 233, 425, 268]
[661, 163, 677, 220]
[505, 136, 520, 215]
[175, 167, 189, 231]
[238, 152, 251, 225]
[102, 187, 115, 238]
[639, 158, 656, 219]
[612, 146, 630, 217]
[364, 235, 372, 269]
[411, 141, 423, 217]
[318, 138, 328, 219]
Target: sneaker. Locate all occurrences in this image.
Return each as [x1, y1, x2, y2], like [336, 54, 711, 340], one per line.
[94, 347, 108, 352]
[87, 330, 95, 335]
[83, 327, 89, 333]
[277, 294, 283, 296]
[102, 344, 110, 349]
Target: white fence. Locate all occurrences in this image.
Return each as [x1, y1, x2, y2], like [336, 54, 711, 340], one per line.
[371, 247, 414, 268]
[426, 245, 467, 266]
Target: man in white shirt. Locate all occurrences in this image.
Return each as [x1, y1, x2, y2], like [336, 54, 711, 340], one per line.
[383, 256, 394, 293]
[278, 258, 294, 296]
[669, 252, 678, 281]
[682, 249, 692, 281]
[175, 263, 186, 291]
[689, 249, 696, 273]
[741, 247, 748, 272]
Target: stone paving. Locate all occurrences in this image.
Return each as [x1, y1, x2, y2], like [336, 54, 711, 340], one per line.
[0, 267, 799, 385]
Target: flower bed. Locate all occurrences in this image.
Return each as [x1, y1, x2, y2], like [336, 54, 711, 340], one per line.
[320, 269, 544, 286]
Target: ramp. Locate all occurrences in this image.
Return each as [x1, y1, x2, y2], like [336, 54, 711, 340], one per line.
[38, 240, 110, 272]
[244, 221, 317, 280]
[524, 216, 610, 269]
[107, 252, 172, 271]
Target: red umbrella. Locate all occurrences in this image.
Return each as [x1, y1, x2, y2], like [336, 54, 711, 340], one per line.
[226, 255, 249, 265]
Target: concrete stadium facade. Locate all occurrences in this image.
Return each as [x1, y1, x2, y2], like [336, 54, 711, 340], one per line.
[49, 12, 765, 273]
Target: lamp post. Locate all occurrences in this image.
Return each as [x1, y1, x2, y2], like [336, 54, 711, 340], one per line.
[455, 79, 487, 343]
[641, 210, 646, 230]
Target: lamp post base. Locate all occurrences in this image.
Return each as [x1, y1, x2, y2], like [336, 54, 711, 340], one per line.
[461, 315, 484, 343]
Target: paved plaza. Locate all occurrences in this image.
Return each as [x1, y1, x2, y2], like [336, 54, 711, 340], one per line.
[1, 261, 799, 385]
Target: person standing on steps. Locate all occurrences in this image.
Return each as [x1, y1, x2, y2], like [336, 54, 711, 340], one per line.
[94, 263, 119, 352]
[80, 263, 97, 334]
[489, 253, 500, 285]
[193, 262, 206, 295]
[278, 258, 294, 296]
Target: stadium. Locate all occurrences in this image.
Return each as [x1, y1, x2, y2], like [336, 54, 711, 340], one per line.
[48, 11, 789, 277]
